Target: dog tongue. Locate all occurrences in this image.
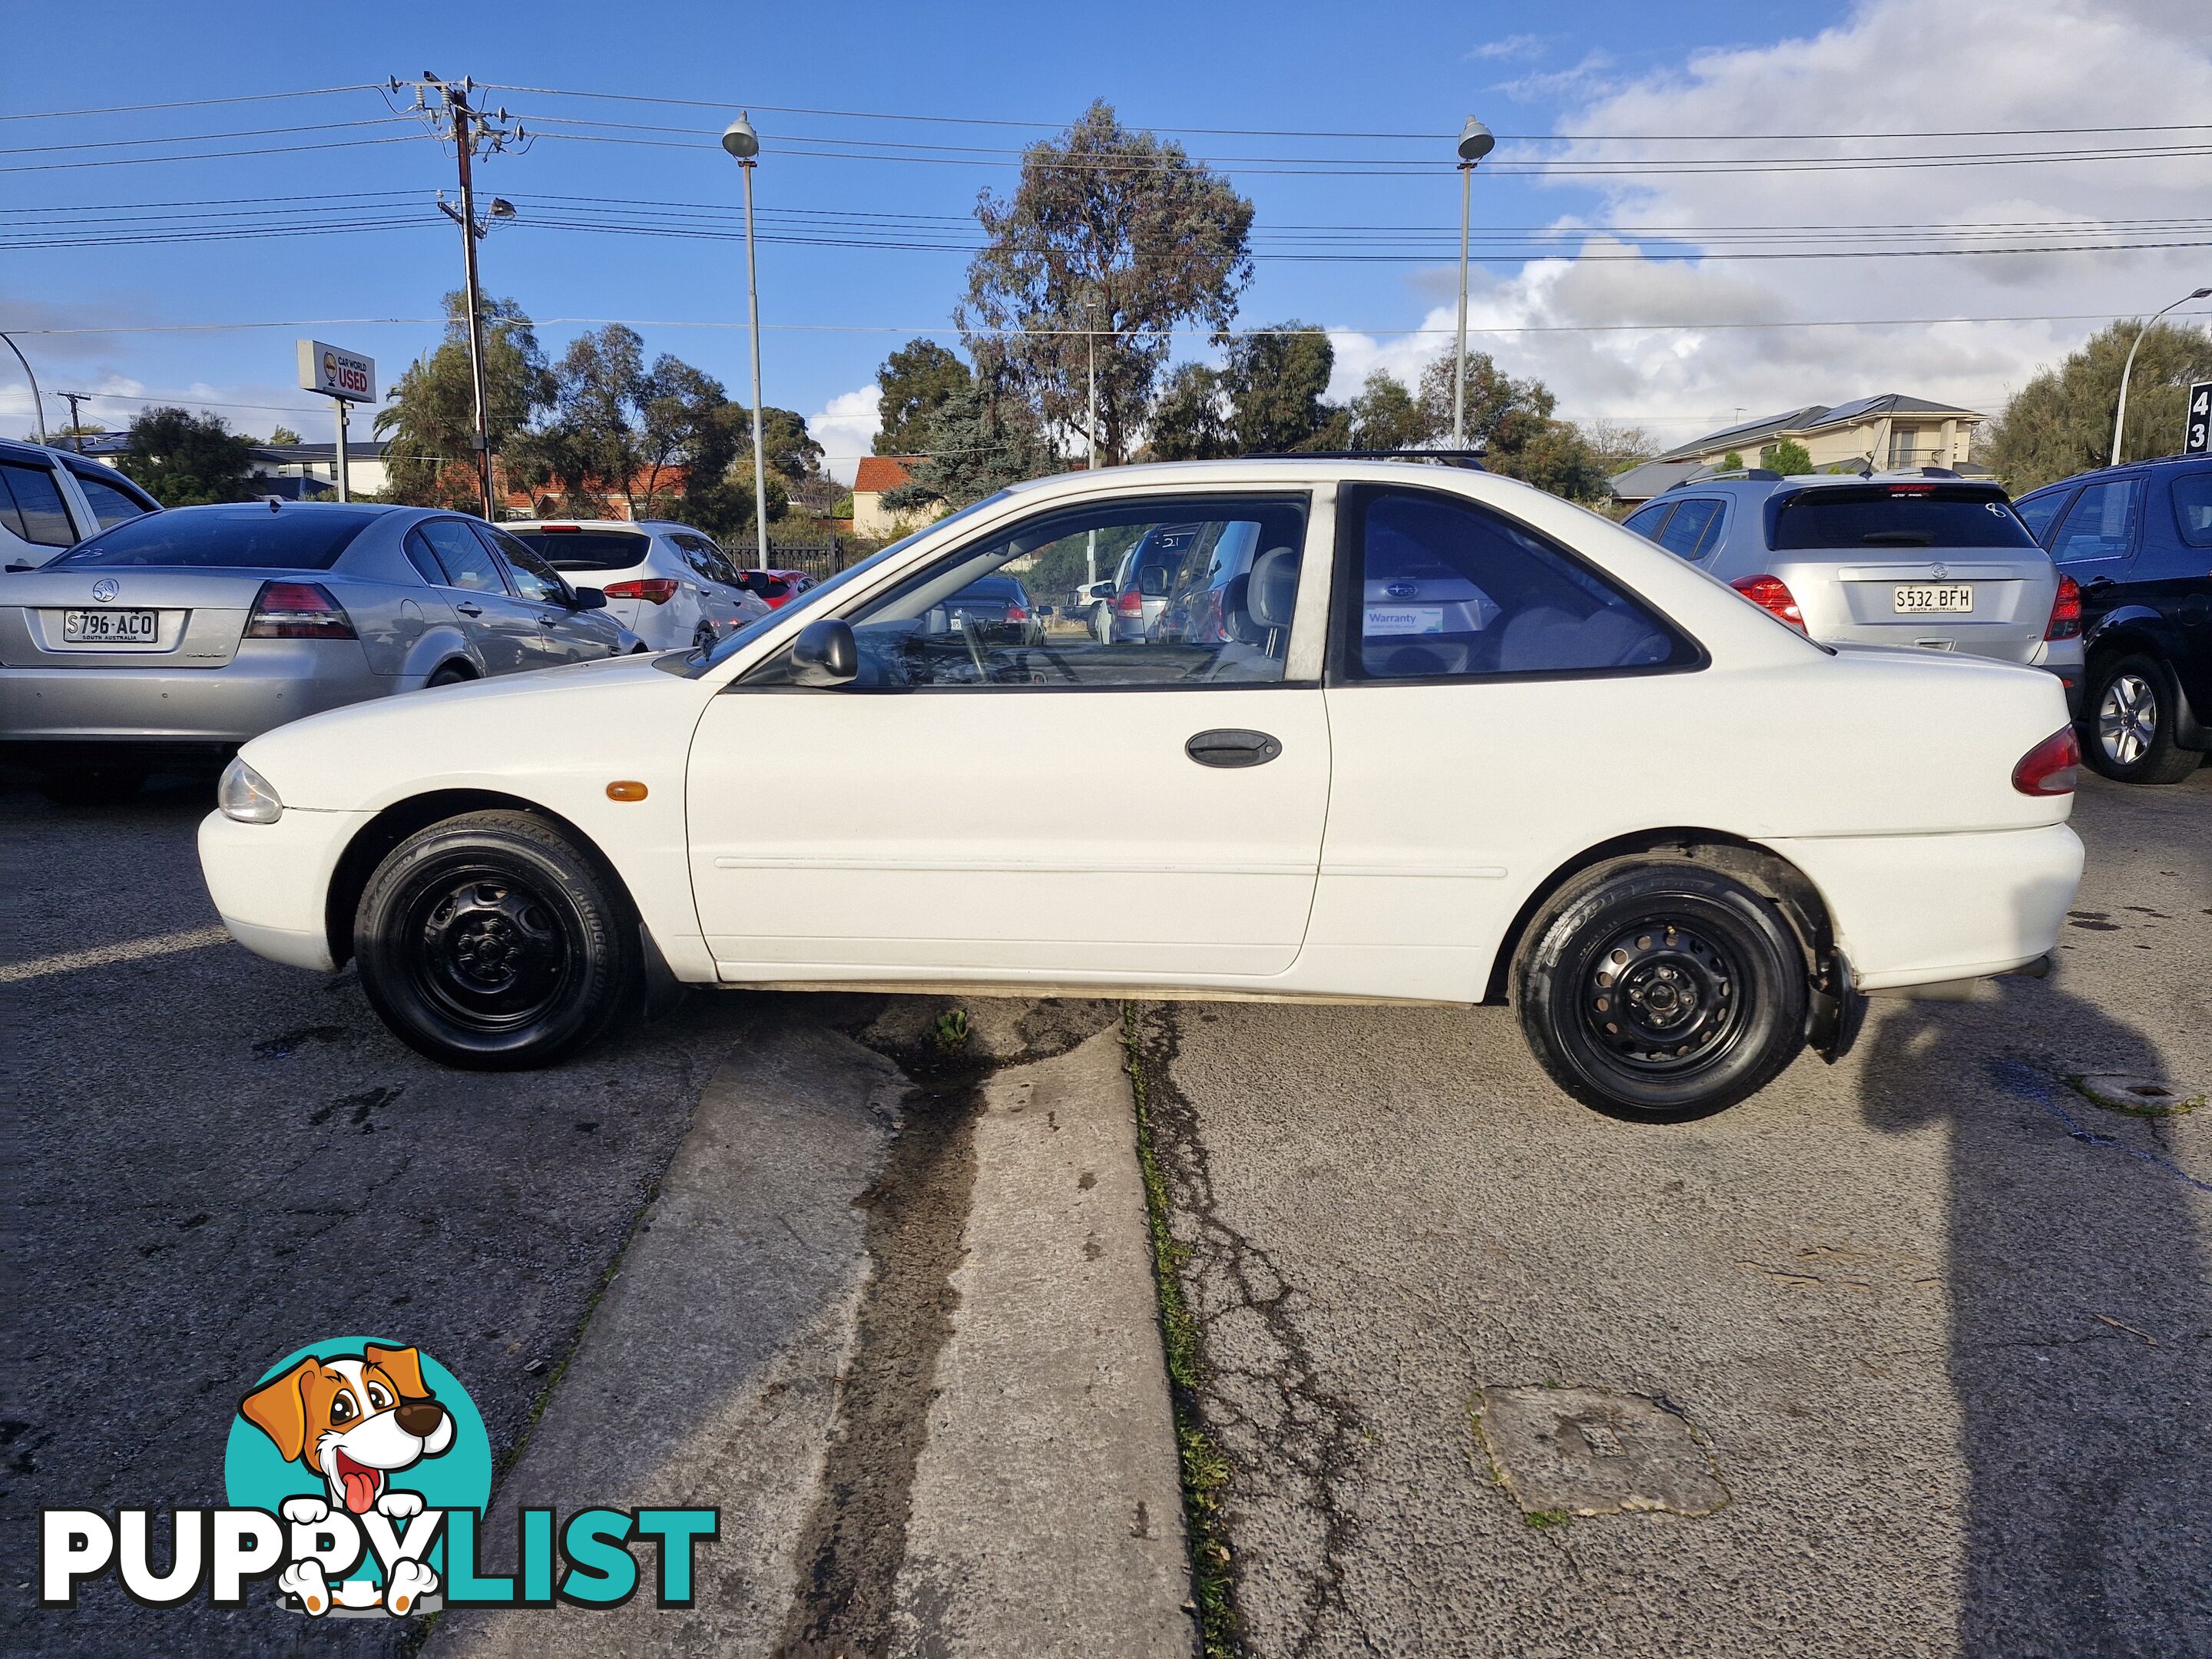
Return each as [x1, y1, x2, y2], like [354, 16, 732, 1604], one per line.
[341, 1468, 378, 1515]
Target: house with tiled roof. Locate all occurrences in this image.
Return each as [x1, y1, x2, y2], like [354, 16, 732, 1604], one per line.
[852, 454, 926, 538]
[1611, 393, 1988, 506]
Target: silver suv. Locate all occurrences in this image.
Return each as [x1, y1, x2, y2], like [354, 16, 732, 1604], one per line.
[1624, 469, 2081, 697]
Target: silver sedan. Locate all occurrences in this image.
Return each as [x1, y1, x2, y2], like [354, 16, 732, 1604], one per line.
[0, 502, 634, 803]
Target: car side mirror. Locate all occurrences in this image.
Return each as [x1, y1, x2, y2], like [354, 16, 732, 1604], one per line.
[1087, 581, 1114, 600]
[1037, 604, 1055, 618]
[570, 585, 608, 610]
[790, 617, 857, 687]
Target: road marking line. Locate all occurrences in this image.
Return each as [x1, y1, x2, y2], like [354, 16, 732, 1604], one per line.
[0, 925, 232, 984]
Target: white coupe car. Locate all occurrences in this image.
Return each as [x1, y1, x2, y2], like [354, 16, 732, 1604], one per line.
[199, 459, 2085, 1120]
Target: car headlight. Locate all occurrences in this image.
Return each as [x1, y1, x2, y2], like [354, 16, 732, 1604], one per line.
[218, 756, 283, 824]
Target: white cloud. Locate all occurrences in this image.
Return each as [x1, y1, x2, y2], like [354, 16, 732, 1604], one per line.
[809, 384, 881, 485]
[1466, 33, 1544, 63]
[1363, 0, 2212, 448]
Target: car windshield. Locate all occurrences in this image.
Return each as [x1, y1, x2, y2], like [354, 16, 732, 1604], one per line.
[1771, 485, 2035, 550]
[669, 490, 1013, 677]
[44, 505, 381, 568]
[508, 529, 654, 571]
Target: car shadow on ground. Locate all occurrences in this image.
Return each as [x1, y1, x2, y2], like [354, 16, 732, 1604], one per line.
[1856, 979, 2211, 1657]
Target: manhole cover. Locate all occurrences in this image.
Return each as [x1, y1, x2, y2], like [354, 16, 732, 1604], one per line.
[2073, 1074, 2206, 1116]
[1475, 1386, 1728, 1518]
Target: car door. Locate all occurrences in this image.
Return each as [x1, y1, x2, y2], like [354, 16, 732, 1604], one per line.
[477, 523, 614, 662]
[1309, 483, 1705, 1003]
[2142, 465, 2212, 714]
[406, 518, 538, 674]
[2048, 475, 2145, 635]
[686, 490, 1332, 981]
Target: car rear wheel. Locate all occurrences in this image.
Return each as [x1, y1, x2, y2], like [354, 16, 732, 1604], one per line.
[426, 663, 472, 688]
[1515, 861, 1808, 1121]
[38, 766, 148, 806]
[353, 810, 641, 1070]
[2085, 654, 2200, 784]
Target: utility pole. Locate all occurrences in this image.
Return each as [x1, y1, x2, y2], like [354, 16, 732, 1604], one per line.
[59, 392, 90, 452]
[1084, 297, 1099, 588]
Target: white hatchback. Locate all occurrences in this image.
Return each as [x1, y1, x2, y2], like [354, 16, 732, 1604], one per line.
[502, 519, 769, 652]
[200, 460, 2085, 1121]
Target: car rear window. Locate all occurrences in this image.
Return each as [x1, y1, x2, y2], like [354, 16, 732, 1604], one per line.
[44, 504, 379, 568]
[1770, 485, 2035, 550]
[507, 528, 652, 571]
[2171, 470, 2212, 549]
[950, 575, 1023, 601]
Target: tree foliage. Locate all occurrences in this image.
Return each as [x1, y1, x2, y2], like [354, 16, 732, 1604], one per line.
[881, 370, 1057, 513]
[1982, 320, 2212, 493]
[1760, 436, 1814, 475]
[1144, 363, 1233, 461]
[1577, 419, 1659, 479]
[1416, 352, 1611, 502]
[267, 424, 303, 447]
[1347, 371, 1432, 452]
[874, 339, 971, 455]
[1224, 323, 1343, 453]
[375, 291, 553, 512]
[959, 101, 1253, 465]
[117, 407, 259, 505]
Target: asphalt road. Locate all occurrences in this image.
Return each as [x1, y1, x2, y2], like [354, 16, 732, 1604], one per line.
[1143, 767, 2212, 1658]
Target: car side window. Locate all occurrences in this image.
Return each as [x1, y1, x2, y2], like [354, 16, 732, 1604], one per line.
[65, 466, 154, 531]
[2048, 478, 2142, 566]
[1621, 503, 1673, 541]
[753, 494, 1310, 690]
[411, 519, 510, 592]
[477, 525, 568, 604]
[672, 532, 741, 586]
[1340, 487, 1696, 682]
[2013, 488, 2074, 546]
[0, 459, 80, 547]
[1654, 498, 1724, 560]
[2170, 470, 2212, 549]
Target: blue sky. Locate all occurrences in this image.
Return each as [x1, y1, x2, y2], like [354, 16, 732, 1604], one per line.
[5, 0, 2208, 479]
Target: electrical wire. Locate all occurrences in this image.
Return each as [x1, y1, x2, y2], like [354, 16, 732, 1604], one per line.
[0, 84, 384, 123]
[0, 134, 434, 175]
[0, 117, 417, 157]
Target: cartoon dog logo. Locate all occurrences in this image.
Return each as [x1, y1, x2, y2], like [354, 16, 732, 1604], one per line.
[239, 1343, 453, 1615]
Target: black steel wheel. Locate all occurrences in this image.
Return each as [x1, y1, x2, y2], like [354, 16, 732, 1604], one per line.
[1515, 860, 1807, 1121]
[354, 810, 640, 1069]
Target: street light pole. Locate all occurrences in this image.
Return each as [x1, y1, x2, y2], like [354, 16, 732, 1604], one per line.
[2111, 286, 2212, 466]
[723, 112, 772, 572]
[1452, 118, 1495, 450]
[1, 333, 46, 445]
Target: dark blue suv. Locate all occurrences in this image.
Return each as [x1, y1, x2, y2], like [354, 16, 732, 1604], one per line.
[2013, 455, 2211, 783]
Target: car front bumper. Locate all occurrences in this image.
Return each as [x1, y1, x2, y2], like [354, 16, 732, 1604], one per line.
[198, 804, 370, 972]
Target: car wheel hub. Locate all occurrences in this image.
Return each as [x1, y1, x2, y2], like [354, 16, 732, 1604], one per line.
[2098, 673, 2156, 765]
[414, 877, 570, 1022]
[1586, 921, 1740, 1070]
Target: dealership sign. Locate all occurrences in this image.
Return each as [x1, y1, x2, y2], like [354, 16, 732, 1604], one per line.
[296, 340, 376, 404]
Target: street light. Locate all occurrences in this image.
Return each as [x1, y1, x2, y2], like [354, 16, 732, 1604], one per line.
[0, 332, 47, 446]
[2111, 286, 2212, 465]
[723, 111, 771, 571]
[1452, 117, 1496, 451]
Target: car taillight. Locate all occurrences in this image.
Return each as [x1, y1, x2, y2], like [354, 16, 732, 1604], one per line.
[1730, 574, 1806, 632]
[1116, 588, 1144, 617]
[602, 578, 679, 604]
[2012, 727, 2080, 796]
[1005, 604, 1029, 622]
[246, 581, 356, 640]
[2044, 574, 2081, 641]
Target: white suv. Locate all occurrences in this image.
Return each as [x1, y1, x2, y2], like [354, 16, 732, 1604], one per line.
[1, 439, 163, 571]
[502, 519, 770, 651]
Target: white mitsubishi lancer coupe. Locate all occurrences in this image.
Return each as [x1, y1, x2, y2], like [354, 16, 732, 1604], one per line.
[200, 459, 2085, 1120]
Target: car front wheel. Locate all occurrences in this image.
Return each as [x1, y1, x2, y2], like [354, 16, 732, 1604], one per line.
[2085, 654, 2200, 784]
[1515, 861, 1808, 1121]
[353, 810, 641, 1069]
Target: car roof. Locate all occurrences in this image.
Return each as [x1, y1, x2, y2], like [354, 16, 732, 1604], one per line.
[2015, 453, 2208, 498]
[503, 518, 690, 531]
[0, 435, 101, 466]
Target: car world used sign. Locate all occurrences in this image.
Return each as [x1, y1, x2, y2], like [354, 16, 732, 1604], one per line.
[296, 340, 376, 404]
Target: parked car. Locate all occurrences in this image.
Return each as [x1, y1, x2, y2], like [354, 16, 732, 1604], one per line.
[1084, 524, 1204, 643]
[0, 436, 163, 571]
[0, 502, 632, 803]
[504, 519, 770, 652]
[200, 459, 2081, 1122]
[2012, 452, 2211, 783]
[734, 568, 819, 609]
[1622, 469, 2081, 702]
[929, 573, 1046, 647]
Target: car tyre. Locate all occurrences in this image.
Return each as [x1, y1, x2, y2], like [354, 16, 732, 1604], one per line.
[38, 766, 148, 806]
[2084, 653, 2200, 784]
[353, 810, 641, 1070]
[426, 663, 472, 688]
[1515, 860, 1807, 1121]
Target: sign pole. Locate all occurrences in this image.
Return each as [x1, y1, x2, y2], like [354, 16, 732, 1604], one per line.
[333, 397, 351, 502]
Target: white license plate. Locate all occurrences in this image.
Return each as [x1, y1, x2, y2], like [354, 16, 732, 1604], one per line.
[1892, 584, 1973, 614]
[62, 608, 159, 643]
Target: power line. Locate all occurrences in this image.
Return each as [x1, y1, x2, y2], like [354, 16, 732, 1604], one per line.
[0, 84, 382, 123]
[0, 117, 416, 157]
[0, 134, 433, 175]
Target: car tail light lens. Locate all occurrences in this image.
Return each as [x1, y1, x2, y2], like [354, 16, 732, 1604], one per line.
[2012, 727, 2080, 796]
[246, 581, 356, 639]
[1005, 604, 1029, 622]
[2044, 574, 2081, 640]
[603, 578, 680, 604]
[1730, 574, 1806, 632]
[1116, 588, 1145, 617]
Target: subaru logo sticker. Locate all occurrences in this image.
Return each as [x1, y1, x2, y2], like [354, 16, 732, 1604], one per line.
[1385, 581, 1418, 598]
[91, 578, 119, 604]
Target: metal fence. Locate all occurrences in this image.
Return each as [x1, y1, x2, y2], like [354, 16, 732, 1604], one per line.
[760, 538, 849, 580]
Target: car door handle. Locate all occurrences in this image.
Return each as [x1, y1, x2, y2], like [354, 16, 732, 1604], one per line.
[1186, 728, 1282, 768]
[455, 602, 482, 616]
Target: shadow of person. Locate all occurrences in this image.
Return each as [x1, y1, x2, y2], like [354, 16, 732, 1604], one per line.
[1858, 977, 2212, 1657]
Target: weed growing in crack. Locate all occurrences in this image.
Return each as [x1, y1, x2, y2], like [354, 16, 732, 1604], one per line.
[1523, 1509, 1573, 1529]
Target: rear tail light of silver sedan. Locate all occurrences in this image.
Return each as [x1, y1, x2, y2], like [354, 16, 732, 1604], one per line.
[244, 581, 357, 640]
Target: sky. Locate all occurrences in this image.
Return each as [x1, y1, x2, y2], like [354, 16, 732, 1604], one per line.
[4, 0, 2209, 482]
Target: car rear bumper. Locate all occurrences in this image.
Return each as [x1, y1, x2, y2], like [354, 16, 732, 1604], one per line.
[1767, 822, 2083, 991]
[0, 641, 387, 747]
[198, 805, 369, 973]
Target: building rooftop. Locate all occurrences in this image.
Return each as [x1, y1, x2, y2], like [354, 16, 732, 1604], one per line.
[853, 455, 922, 493]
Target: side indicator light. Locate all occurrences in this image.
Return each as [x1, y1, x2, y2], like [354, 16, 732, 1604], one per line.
[606, 780, 648, 802]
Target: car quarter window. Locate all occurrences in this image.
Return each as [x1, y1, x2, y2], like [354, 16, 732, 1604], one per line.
[1621, 503, 1673, 541]
[477, 524, 568, 603]
[2170, 469, 2212, 549]
[65, 465, 155, 531]
[2048, 477, 2142, 566]
[0, 459, 79, 547]
[1339, 487, 1697, 683]
[1654, 497, 1724, 560]
[409, 519, 510, 592]
[747, 494, 1311, 690]
[2013, 488, 2075, 545]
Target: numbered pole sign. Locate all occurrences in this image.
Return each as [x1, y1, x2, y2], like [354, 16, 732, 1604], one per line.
[2186, 380, 2211, 456]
